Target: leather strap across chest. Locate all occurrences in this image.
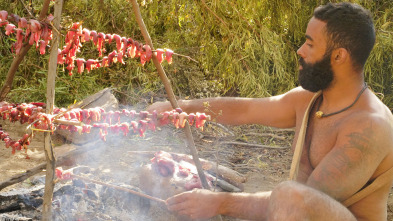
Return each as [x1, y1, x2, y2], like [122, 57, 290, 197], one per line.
[288, 91, 393, 207]
[289, 91, 321, 181]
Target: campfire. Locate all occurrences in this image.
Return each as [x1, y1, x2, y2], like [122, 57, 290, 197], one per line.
[0, 141, 245, 221]
[0, 165, 162, 221]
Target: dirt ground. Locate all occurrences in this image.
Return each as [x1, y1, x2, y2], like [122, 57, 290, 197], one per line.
[1, 118, 393, 220]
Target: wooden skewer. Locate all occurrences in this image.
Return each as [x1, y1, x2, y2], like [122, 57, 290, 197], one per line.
[53, 118, 84, 126]
[55, 112, 210, 121]
[147, 113, 211, 121]
[52, 101, 83, 120]
[51, 112, 210, 125]
[71, 174, 166, 204]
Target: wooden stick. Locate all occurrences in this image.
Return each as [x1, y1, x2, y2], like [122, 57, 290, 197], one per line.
[0, 140, 101, 192]
[129, 0, 210, 190]
[172, 52, 198, 63]
[71, 174, 166, 204]
[18, 0, 35, 17]
[52, 101, 83, 120]
[220, 141, 289, 149]
[42, 0, 63, 220]
[54, 119, 84, 126]
[0, 163, 46, 191]
[53, 112, 211, 123]
[200, 0, 229, 28]
[242, 132, 287, 141]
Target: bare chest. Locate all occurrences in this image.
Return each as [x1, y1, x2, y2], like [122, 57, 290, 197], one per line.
[292, 109, 341, 181]
[305, 117, 339, 168]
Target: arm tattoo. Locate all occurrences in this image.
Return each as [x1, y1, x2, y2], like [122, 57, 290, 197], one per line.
[311, 127, 380, 199]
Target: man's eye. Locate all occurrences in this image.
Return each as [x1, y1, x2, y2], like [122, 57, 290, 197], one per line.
[307, 44, 313, 48]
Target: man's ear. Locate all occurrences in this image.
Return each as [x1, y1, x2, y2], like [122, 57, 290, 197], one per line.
[332, 48, 348, 65]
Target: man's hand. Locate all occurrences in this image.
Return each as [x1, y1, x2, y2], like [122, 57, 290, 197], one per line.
[166, 189, 222, 220]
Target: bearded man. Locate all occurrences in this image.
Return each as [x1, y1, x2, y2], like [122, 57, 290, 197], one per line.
[148, 2, 393, 220]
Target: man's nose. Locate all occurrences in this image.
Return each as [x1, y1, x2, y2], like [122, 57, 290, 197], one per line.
[297, 44, 305, 58]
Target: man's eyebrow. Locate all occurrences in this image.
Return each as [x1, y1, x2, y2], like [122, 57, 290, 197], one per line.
[305, 34, 314, 41]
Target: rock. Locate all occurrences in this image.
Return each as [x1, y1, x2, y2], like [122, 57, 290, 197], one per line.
[78, 88, 119, 111]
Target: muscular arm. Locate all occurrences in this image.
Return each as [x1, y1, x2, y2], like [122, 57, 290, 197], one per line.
[307, 115, 391, 202]
[148, 87, 313, 128]
[166, 189, 271, 220]
[167, 182, 357, 221]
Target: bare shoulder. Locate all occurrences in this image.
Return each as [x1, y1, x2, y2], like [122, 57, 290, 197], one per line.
[251, 86, 319, 128]
[281, 87, 323, 123]
[342, 91, 393, 136]
[279, 86, 317, 108]
[337, 91, 393, 158]
[281, 86, 315, 99]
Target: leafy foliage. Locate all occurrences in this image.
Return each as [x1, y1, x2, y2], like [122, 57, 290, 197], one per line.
[0, 0, 392, 109]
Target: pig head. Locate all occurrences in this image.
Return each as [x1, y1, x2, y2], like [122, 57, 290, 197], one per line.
[138, 151, 213, 200]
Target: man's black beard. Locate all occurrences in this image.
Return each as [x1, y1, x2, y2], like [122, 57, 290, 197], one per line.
[298, 52, 334, 92]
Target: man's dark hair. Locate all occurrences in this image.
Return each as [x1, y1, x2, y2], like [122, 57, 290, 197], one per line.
[313, 2, 375, 71]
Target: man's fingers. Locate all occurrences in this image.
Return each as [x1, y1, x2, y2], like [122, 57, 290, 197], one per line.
[167, 201, 187, 212]
[166, 201, 194, 218]
[167, 193, 187, 205]
[166, 194, 191, 212]
[177, 208, 192, 216]
[165, 190, 215, 220]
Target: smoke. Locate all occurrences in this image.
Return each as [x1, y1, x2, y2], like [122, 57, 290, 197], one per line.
[48, 104, 187, 221]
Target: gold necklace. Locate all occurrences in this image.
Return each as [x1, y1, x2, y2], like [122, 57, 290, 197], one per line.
[315, 83, 368, 118]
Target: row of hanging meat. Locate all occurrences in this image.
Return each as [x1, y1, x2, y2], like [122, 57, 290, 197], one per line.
[0, 10, 174, 76]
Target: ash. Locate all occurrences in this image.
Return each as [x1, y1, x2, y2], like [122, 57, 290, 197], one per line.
[1, 168, 177, 221]
[52, 179, 152, 220]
